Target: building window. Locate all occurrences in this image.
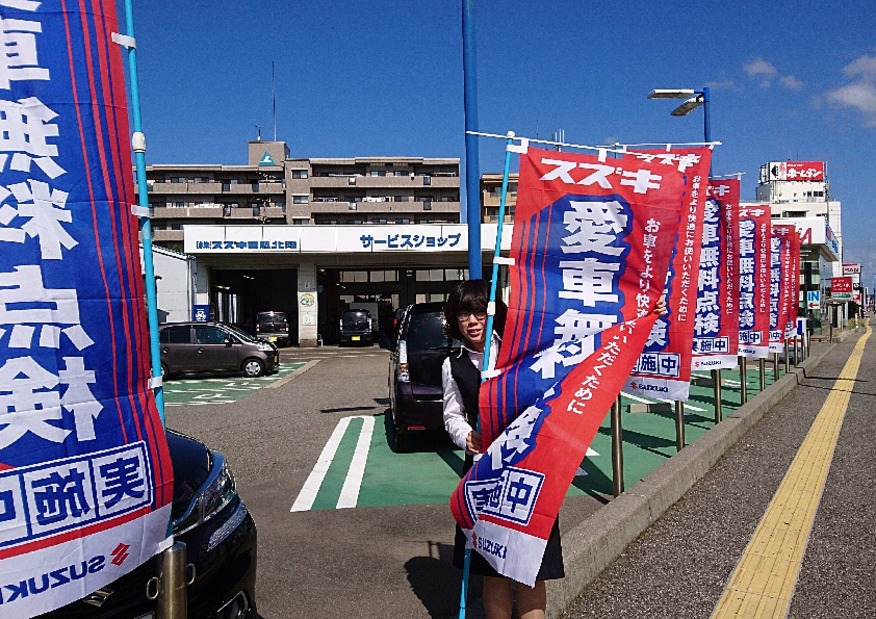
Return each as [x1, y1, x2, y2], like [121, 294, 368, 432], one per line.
[293, 218, 309, 225]
[395, 218, 411, 224]
[422, 200, 432, 210]
[291, 169, 309, 179]
[170, 201, 185, 208]
[292, 195, 309, 204]
[251, 182, 260, 192]
[372, 217, 387, 224]
[370, 170, 386, 177]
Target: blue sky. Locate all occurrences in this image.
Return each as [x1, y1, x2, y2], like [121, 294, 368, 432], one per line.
[128, 1, 876, 285]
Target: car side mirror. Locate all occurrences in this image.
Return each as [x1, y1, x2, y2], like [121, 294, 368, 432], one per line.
[225, 337, 233, 347]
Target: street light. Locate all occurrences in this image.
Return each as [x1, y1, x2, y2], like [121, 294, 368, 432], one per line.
[647, 87, 711, 142]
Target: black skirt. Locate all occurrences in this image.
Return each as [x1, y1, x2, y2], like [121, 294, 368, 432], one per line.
[452, 517, 565, 581]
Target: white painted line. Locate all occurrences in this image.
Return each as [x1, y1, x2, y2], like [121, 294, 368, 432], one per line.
[655, 397, 706, 412]
[621, 391, 657, 404]
[291, 416, 353, 512]
[337, 416, 375, 509]
[575, 447, 599, 476]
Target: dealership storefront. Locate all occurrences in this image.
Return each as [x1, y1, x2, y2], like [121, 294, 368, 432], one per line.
[179, 224, 510, 346]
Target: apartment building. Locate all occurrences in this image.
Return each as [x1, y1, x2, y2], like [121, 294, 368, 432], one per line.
[145, 140, 461, 251]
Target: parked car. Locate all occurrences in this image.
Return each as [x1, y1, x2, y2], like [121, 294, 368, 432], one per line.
[42, 429, 258, 618]
[387, 302, 452, 451]
[254, 311, 290, 347]
[159, 322, 279, 378]
[339, 308, 375, 346]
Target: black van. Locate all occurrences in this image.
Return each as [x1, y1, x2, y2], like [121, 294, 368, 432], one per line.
[339, 309, 375, 346]
[387, 302, 452, 451]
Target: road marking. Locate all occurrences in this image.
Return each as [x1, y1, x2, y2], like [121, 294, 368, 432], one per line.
[711, 325, 871, 618]
[337, 416, 375, 509]
[621, 391, 707, 413]
[290, 415, 373, 512]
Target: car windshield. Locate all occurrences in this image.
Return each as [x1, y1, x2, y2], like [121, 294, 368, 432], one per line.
[342, 311, 370, 329]
[258, 312, 286, 322]
[406, 311, 450, 352]
[225, 324, 258, 342]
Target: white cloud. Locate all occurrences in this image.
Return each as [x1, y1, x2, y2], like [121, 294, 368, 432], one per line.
[743, 58, 802, 90]
[780, 75, 804, 91]
[744, 58, 778, 82]
[826, 52, 876, 127]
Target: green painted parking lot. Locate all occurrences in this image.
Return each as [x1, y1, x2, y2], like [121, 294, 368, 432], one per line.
[164, 362, 305, 406]
[289, 363, 786, 511]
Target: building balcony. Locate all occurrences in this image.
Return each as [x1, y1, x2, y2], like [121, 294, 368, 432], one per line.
[153, 229, 184, 242]
[152, 206, 223, 219]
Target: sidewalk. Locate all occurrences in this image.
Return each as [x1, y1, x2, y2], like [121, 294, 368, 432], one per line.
[546, 336, 844, 618]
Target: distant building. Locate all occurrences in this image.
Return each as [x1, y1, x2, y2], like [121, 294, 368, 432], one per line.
[143, 141, 461, 252]
[754, 160, 844, 329]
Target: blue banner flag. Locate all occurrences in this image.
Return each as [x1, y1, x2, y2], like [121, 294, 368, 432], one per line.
[0, 1, 173, 616]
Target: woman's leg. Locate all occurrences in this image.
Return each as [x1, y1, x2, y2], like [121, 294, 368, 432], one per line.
[483, 576, 513, 619]
[515, 580, 546, 619]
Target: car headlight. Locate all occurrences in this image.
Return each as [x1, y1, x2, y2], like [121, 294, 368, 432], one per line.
[200, 459, 237, 523]
[257, 342, 273, 352]
[174, 453, 238, 537]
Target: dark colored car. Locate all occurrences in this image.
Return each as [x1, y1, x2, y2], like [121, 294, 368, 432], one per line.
[339, 309, 374, 346]
[42, 429, 258, 618]
[387, 302, 452, 451]
[159, 322, 279, 378]
[254, 311, 290, 347]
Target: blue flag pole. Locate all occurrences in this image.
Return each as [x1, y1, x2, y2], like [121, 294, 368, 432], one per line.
[120, 0, 165, 424]
[458, 132, 516, 619]
[462, 0, 482, 278]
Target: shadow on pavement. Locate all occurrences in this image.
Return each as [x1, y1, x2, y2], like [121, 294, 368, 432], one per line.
[405, 541, 484, 619]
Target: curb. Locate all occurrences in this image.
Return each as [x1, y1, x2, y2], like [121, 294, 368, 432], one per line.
[547, 342, 837, 617]
[266, 359, 321, 389]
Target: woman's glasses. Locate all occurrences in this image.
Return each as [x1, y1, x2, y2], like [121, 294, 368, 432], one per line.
[456, 311, 487, 321]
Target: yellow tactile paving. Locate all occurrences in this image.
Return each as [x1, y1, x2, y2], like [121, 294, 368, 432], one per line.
[711, 325, 871, 618]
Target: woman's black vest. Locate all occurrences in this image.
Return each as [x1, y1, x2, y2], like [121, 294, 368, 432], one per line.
[449, 349, 480, 427]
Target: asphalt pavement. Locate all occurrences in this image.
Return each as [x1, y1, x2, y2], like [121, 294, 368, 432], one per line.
[163, 329, 874, 618]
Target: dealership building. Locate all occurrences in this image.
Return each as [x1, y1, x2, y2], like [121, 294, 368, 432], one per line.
[145, 140, 511, 346]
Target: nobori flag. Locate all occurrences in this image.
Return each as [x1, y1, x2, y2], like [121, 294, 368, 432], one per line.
[738, 205, 772, 358]
[0, 2, 173, 617]
[624, 147, 712, 401]
[769, 225, 796, 352]
[692, 179, 741, 371]
[455, 148, 684, 586]
[786, 228, 802, 338]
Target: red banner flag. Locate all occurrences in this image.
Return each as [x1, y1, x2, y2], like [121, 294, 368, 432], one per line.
[770, 225, 796, 353]
[624, 148, 713, 401]
[739, 205, 772, 358]
[456, 147, 685, 585]
[692, 179, 741, 371]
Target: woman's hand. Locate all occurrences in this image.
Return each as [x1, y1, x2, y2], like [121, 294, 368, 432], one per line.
[466, 431, 482, 455]
[654, 297, 668, 317]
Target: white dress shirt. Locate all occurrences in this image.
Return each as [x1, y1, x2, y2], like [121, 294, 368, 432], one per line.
[442, 332, 500, 453]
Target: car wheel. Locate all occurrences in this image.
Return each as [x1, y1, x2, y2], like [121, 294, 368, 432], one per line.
[160, 363, 171, 380]
[242, 358, 265, 377]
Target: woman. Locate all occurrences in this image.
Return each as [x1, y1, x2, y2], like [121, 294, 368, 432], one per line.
[442, 279, 562, 619]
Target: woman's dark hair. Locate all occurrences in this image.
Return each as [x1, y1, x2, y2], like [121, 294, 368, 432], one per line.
[444, 279, 507, 341]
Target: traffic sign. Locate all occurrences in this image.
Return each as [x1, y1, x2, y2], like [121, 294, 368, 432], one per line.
[806, 290, 820, 309]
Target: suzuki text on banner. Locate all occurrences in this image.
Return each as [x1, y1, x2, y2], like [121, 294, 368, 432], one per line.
[0, 2, 174, 617]
[738, 205, 772, 358]
[692, 179, 740, 371]
[624, 148, 713, 401]
[454, 147, 684, 586]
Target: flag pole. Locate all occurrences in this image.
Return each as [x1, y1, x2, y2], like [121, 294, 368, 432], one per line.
[120, 0, 165, 424]
[458, 131, 517, 619]
[462, 0, 481, 276]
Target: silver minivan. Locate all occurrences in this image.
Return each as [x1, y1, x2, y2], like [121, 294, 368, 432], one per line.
[159, 321, 279, 378]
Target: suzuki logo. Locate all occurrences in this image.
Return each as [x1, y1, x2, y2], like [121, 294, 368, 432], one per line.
[110, 543, 130, 566]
